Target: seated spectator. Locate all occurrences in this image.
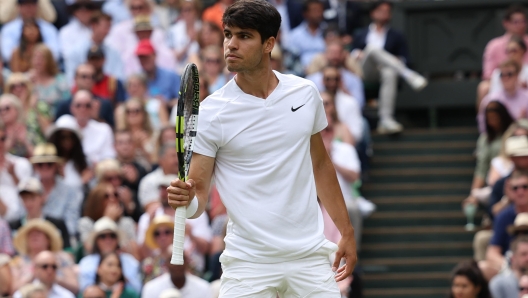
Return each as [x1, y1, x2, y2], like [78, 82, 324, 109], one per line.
[46, 121, 91, 190]
[0, 0, 56, 24]
[78, 217, 141, 293]
[169, 0, 202, 74]
[202, 45, 230, 94]
[10, 19, 43, 73]
[207, 197, 227, 281]
[188, 21, 224, 69]
[94, 252, 140, 298]
[0, 219, 15, 256]
[151, 125, 176, 165]
[490, 231, 528, 297]
[1, 0, 60, 62]
[9, 178, 70, 249]
[13, 251, 75, 298]
[202, 0, 232, 30]
[0, 123, 32, 221]
[449, 261, 491, 298]
[478, 60, 528, 133]
[490, 36, 528, 95]
[10, 220, 77, 294]
[81, 285, 106, 298]
[286, 0, 326, 70]
[141, 250, 213, 298]
[320, 91, 354, 145]
[351, 1, 427, 134]
[117, 74, 168, 131]
[0, 93, 34, 157]
[55, 64, 115, 127]
[58, 0, 101, 59]
[103, 0, 168, 28]
[0, 254, 12, 297]
[28, 44, 70, 115]
[15, 283, 47, 298]
[141, 215, 173, 283]
[29, 143, 82, 237]
[114, 130, 148, 193]
[135, 39, 180, 105]
[56, 90, 116, 164]
[102, 0, 131, 25]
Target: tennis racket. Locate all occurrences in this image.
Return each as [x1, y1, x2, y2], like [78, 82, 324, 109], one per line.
[171, 63, 200, 265]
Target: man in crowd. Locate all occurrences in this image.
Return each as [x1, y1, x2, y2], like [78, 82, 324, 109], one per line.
[490, 230, 528, 297]
[352, 1, 427, 134]
[114, 130, 148, 193]
[59, 0, 102, 59]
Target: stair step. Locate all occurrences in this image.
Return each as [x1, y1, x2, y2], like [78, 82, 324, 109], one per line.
[364, 287, 448, 297]
[361, 242, 473, 258]
[362, 182, 470, 196]
[372, 155, 474, 164]
[363, 272, 451, 289]
[370, 168, 473, 176]
[373, 141, 475, 150]
[362, 226, 476, 243]
[362, 242, 472, 251]
[364, 211, 479, 227]
[370, 211, 470, 219]
[371, 195, 464, 204]
[364, 226, 472, 235]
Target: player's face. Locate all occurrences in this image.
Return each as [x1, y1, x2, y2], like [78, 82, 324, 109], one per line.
[223, 26, 272, 73]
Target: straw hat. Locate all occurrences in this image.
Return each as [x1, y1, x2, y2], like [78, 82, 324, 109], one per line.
[13, 219, 63, 254]
[18, 177, 43, 194]
[87, 217, 125, 247]
[145, 215, 174, 250]
[29, 143, 63, 164]
[508, 213, 528, 235]
[159, 288, 182, 298]
[505, 136, 528, 157]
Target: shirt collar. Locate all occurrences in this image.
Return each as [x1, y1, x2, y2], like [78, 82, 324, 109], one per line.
[369, 23, 388, 34]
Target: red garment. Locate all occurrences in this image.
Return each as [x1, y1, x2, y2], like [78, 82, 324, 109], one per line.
[202, 2, 225, 30]
[71, 75, 117, 103]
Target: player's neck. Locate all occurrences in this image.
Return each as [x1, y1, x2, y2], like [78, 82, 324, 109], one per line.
[235, 66, 278, 99]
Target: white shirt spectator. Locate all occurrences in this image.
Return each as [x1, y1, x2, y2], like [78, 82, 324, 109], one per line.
[59, 18, 92, 59]
[489, 64, 528, 94]
[13, 281, 75, 298]
[335, 90, 363, 141]
[56, 115, 116, 165]
[0, 154, 32, 221]
[169, 20, 201, 74]
[366, 23, 387, 50]
[330, 140, 360, 203]
[141, 273, 213, 298]
[138, 168, 169, 207]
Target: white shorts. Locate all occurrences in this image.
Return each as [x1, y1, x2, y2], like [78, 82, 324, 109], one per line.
[219, 241, 341, 298]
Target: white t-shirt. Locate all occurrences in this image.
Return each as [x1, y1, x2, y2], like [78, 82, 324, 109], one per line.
[330, 140, 360, 204]
[335, 90, 363, 141]
[141, 273, 213, 298]
[194, 71, 328, 262]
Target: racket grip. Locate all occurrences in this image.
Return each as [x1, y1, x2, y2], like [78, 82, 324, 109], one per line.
[171, 206, 187, 265]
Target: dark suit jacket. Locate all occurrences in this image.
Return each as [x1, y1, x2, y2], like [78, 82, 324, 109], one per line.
[286, 0, 304, 30]
[352, 26, 410, 65]
[322, 0, 362, 36]
[9, 216, 71, 249]
[54, 95, 115, 128]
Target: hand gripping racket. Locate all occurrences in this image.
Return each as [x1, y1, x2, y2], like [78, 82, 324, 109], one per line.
[171, 63, 200, 265]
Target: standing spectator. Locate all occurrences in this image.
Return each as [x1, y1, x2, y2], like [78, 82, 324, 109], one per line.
[56, 90, 116, 164]
[0, 123, 32, 221]
[12, 251, 75, 298]
[286, 0, 326, 69]
[490, 233, 528, 298]
[29, 143, 83, 237]
[352, 1, 427, 134]
[141, 215, 173, 283]
[28, 44, 70, 115]
[59, 0, 102, 59]
[94, 252, 140, 298]
[202, 0, 233, 30]
[1, 0, 60, 62]
[449, 261, 491, 298]
[10, 19, 43, 73]
[489, 36, 528, 94]
[169, 0, 202, 74]
[0, 94, 34, 157]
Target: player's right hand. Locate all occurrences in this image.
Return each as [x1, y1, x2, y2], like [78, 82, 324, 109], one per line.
[167, 179, 196, 210]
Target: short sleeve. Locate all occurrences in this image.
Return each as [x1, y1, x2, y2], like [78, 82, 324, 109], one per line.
[194, 106, 223, 158]
[311, 86, 328, 135]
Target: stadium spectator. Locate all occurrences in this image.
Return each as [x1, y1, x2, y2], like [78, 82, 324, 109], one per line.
[78, 217, 141, 293]
[169, 0, 202, 74]
[5, 73, 51, 148]
[321, 0, 361, 42]
[286, 0, 326, 69]
[9, 178, 71, 249]
[12, 251, 75, 298]
[490, 232, 528, 297]
[29, 143, 83, 237]
[28, 44, 70, 115]
[0, 93, 34, 157]
[56, 90, 116, 164]
[449, 261, 491, 298]
[352, 1, 427, 134]
[188, 21, 224, 69]
[0, 254, 12, 296]
[1, 0, 60, 62]
[0, 219, 15, 256]
[0, 122, 32, 221]
[489, 36, 528, 95]
[94, 252, 140, 298]
[479, 60, 528, 133]
[10, 220, 77, 294]
[15, 283, 47, 298]
[141, 250, 213, 298]
[141, 215, 173, 283]
[59, 0, 102, 59]
[202, 0, 233, 30]
[321, 91, 353, 143]
[113, 130, 149, 192]
[151, 125, 176, 165]
[9, 19, 43, 73]
[0, 0, 56, 24]
[202, 45, 230, 94]
[84, 45, 126, 106]
[56, 64, 115, 127]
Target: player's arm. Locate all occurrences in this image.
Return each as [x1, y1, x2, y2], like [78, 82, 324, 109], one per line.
[167, 152, 215, 219]
[310, 132, 357, 281]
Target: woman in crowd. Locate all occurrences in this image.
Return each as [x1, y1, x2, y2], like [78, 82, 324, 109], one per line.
[169, 0, 202, 73]
[10, 219, 78, 294]
[321, 91, 354, 145]
[6, 73, 51, 147]
[141, 215, 174, 283]
[189, 21, 223, 68]
[449, 261, 491, 298]
[489, 36, 528, 94]
[78, 217, 141, 293]
[0, 93, 33, 157]
[28, 44, 70, 115]
[151, 125, 175, 165]
[201, 45, 230, 94]
[10, 20, 43, 73]
[95, 252, 139, 298]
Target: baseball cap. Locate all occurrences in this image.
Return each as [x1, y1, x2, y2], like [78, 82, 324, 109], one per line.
[135, 40, 156, 56]
[18, 178, 43, 194]
[87, 45, 105, 59]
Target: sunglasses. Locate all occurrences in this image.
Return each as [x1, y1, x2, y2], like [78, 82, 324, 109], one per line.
[154, 229, 173, 237]
[104, 175, 122, 182]
[511, 184, 528, 192]
[35, 162, 55, 168]
[125, 108, 142, 115]
[105, 192, 119, 199]
[500, 71, 516, 78]
[98, 233, 117, 240]
[0, 106, 11, 113]
[324, 76, 340, 82]
[74, 103, 92, 109]
[37, 263, 58, 270]
[77, 74, 95, 80]
[10, 83, 26, 90]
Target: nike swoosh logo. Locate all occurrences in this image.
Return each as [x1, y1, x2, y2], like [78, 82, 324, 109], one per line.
[291, 104, 305, 112]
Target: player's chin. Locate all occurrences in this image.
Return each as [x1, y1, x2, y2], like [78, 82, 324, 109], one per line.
[226, 63, 242, 73]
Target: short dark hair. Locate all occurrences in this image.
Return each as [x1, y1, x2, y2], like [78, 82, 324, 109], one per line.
[500, 58, 522, 74]
[222, 0, 281, 43]
[504, 4, 527, 21]
[510, 35, 527, 53]
[449, 261, 491, 298]
[511, 235, 528, 252]
[370, 1, 393, 12]
[302, 0, 323, 13]
[510, 169, 528, 181]
[90, 12, 112, 25]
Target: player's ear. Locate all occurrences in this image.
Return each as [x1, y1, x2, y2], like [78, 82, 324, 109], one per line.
[263, 37, 275, 54]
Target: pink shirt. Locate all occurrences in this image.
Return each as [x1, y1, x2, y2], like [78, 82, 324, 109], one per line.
[320, 204, 341, 244]
[478, 89, 528, 132]
[483, 34, 528, 80]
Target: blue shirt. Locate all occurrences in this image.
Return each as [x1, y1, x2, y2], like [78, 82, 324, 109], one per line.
[490, 205, 517, 254]
[306, 69, 366, 108]
[79, 253, 141, 293]
[286, 22, 326, 68]
[102, 0, 131, 25]
[147, 67, 181, 102]
[1, 18, 60, 61]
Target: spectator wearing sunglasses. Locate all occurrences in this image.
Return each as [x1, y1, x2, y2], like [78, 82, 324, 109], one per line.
[489, 37, 528, 95]
[141, 215, 174, 283]
[479, 60, 528, 133]
[78, 217, 141, 293]
[490, 234, 528, 298]
[12, 251, 75, 298]
[0, 93, 34, 158]
[94, 252, 139, 298]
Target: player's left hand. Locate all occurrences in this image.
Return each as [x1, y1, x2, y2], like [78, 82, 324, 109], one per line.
[333, 233, 357, 282]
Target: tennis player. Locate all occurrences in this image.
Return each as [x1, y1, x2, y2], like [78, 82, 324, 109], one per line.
[167, 0, 357, 296]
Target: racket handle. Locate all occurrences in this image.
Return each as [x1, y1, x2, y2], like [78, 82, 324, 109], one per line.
[171, 206, 187, 265]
